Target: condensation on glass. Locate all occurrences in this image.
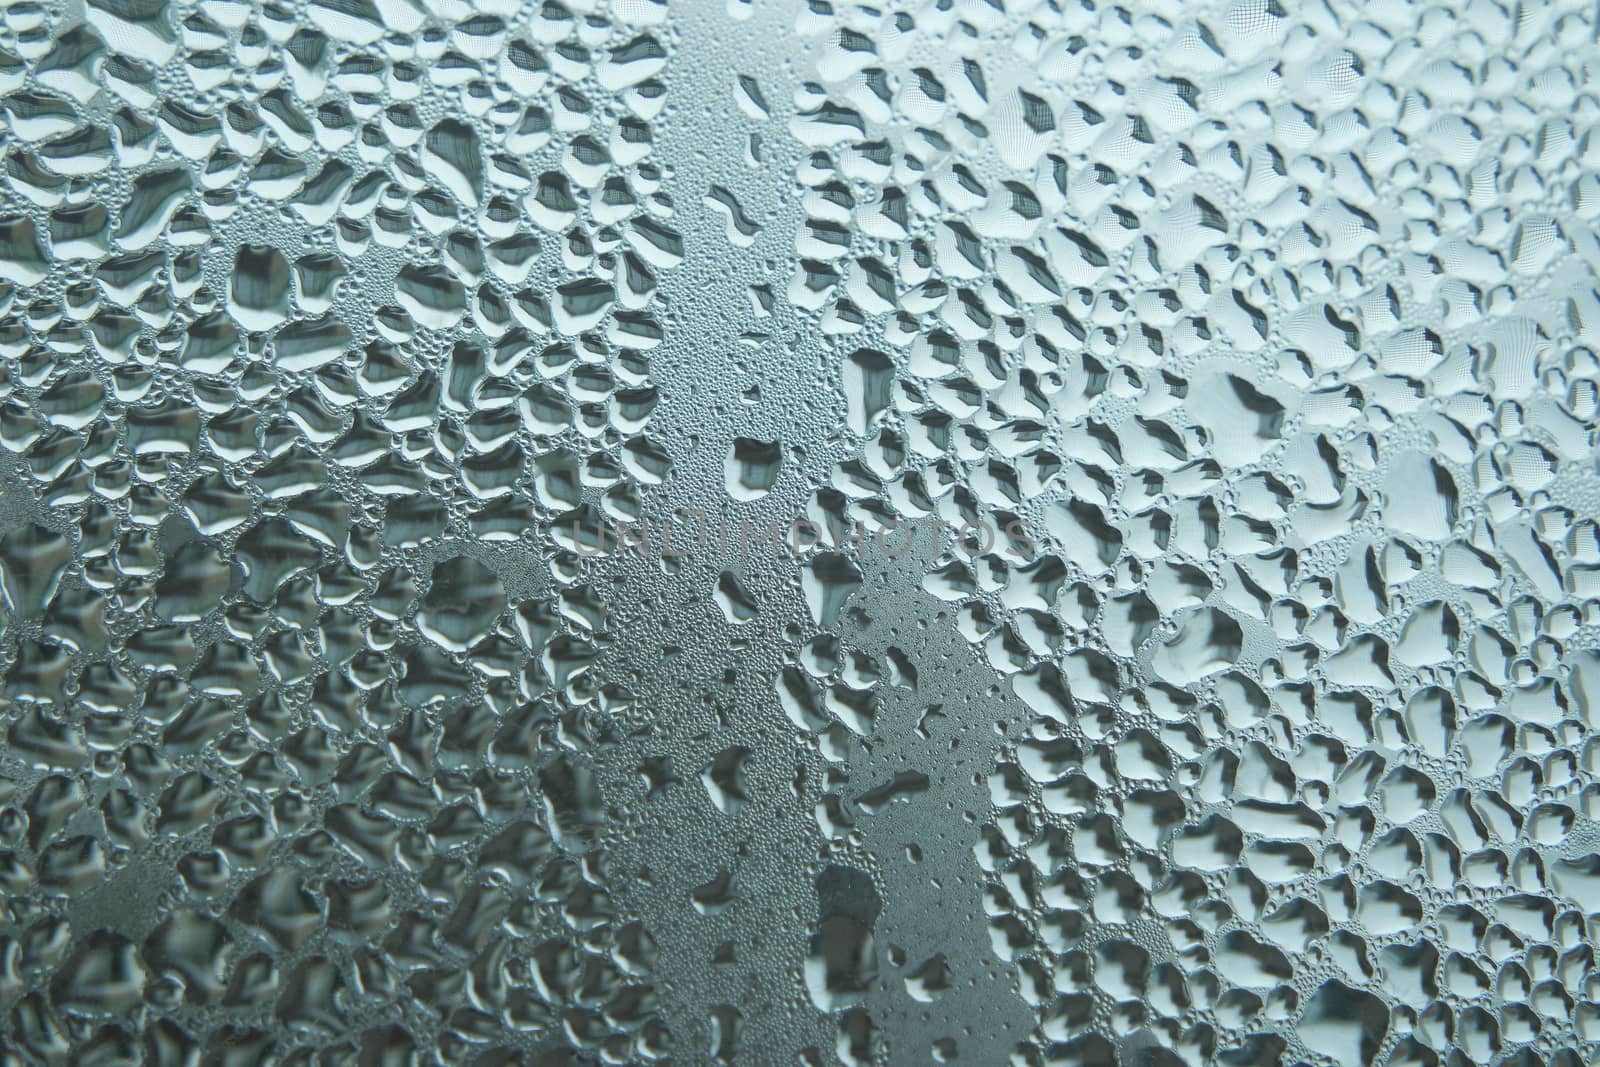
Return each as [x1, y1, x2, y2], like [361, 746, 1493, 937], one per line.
[0, 0, 1597, 1063]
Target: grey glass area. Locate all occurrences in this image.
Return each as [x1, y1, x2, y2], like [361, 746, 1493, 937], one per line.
[2, 0, 1599, 1063]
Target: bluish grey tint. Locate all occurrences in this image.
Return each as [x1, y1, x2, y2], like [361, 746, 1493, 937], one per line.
[1, 0, 1599, 1064]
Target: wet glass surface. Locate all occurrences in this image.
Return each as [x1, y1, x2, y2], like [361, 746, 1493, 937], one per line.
[3, 0, 1600, 1063]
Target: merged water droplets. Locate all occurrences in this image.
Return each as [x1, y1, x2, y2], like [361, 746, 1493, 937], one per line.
[0, 0, 681, 1059]
[4, 0, 1600, 1062]
[766, 0, 1600, 1062]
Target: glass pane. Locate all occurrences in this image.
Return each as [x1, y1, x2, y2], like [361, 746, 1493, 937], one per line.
[1, 0, 1597, 1063]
